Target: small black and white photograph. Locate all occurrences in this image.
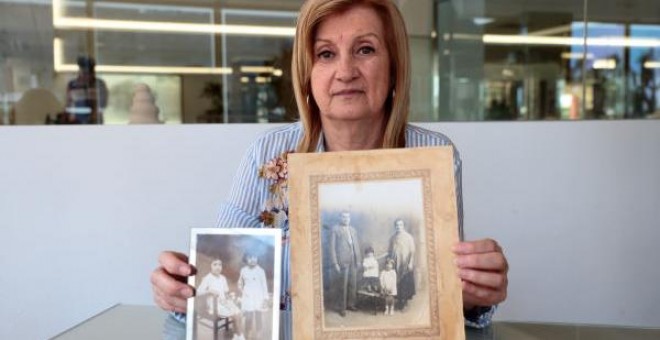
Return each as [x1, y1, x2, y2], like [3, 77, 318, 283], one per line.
[318, 178, 431, 330]
[186, 228, 282, 340]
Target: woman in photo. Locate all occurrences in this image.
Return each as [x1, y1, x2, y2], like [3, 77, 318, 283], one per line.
[388, 218, 416, 310]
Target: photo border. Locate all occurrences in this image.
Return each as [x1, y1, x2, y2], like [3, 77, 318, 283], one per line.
[290, 147, 465, 340]
[185, 227, 282, 340]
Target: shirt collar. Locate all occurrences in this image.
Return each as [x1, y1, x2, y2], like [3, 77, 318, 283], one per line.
[315, 130, 326, 153]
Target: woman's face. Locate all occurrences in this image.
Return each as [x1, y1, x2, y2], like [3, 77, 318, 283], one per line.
[310, 5, 391, 124]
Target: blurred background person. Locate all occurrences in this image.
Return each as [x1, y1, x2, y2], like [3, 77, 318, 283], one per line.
[65, 56, 108, 124]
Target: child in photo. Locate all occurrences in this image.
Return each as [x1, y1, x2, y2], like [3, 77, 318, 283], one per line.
[238, 252, 269, 338]
[361, 246, 379, 292]
[197, 258, 245, 340]
[380, 258, 397, 316]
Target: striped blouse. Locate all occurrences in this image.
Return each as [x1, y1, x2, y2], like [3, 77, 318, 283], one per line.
[174, 122, 494, 334]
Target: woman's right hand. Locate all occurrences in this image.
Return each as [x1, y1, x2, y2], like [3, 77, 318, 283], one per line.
[150, 251, 195, 313]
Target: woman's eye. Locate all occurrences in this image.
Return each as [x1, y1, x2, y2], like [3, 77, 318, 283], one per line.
[317, 50, 334, 59]
[357, 46, 375, 55]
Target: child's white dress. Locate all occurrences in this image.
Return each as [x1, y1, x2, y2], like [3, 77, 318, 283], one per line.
[198, 273, 241, 317]
[239, 265, 269, 312]
[379, 269, 397, 296]
[362, 256, 379, 279]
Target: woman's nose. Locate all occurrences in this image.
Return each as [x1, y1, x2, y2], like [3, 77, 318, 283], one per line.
[335, 54, 358, 82]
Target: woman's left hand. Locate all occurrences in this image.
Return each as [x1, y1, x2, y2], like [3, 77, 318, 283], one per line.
[453, 238, 508, 310]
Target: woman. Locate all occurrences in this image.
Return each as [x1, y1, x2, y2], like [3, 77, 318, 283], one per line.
[388, 219, 416, 310]
[152, 0, 508, 338]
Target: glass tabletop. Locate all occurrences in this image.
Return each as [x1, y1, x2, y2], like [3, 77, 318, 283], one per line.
[51, 304, 168, 340]
[52, 304, 660, 340]
[467, 321, 660, 340]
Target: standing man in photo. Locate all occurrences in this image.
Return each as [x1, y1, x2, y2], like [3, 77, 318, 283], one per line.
[330, 211, 362, 316]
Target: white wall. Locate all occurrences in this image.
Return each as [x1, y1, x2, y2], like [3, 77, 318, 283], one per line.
[0, 121, 659, 340]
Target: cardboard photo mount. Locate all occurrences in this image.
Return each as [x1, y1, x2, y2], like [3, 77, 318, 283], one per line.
[289, 147, 465, 340]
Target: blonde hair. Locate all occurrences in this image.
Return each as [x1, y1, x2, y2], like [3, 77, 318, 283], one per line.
[292, 0, 410, 152]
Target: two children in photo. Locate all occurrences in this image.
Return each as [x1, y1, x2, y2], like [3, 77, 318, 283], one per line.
[197, 252, 269, 340]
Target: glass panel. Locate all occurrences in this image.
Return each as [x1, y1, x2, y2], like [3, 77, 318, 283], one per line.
[630, 24, 660, 118]
[583, 22, 626, 119]
[0, 0, 658, 125]
[220, 8, 297, 123]
[433, 0, 587, 121]
[586, 1, 660, 119]
[92, 2, 215, 68]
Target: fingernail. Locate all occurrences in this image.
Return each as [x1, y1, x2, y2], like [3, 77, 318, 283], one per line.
[179, 265, 190, 276]
[181, 288, 193, 298]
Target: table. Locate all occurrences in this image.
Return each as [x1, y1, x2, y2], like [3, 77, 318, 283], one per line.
[52, 304, 660, 340]
[51, 304, 167, 340]
[467, 321, 660, 340]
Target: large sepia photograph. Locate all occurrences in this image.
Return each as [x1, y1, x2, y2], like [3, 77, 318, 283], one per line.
[290, 147, 465, 340]
[186, 228, 282, 340]
[319, 179, 429, 329]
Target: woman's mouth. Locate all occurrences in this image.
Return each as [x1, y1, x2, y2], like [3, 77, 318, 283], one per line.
[333, 89, 363, 96]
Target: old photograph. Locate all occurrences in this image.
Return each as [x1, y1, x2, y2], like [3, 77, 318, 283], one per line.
[290, 147, 465, 339]
[319, 179, 430, 329]
[186, 228, 282, 340]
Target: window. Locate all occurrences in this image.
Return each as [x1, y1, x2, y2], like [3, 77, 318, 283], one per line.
[0, 0, 657, 125]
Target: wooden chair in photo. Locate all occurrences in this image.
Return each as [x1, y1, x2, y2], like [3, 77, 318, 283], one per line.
[195, 293, 233, 340]
[356, 288, 385, 315]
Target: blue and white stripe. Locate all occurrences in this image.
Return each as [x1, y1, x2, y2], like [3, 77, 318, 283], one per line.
[215, 122, 464, 234]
